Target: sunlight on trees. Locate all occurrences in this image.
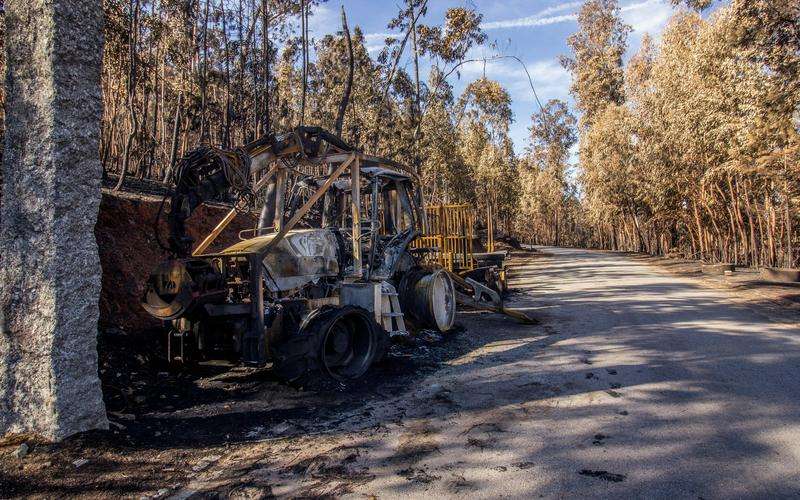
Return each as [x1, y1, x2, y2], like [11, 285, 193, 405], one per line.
[561, 0, 800, 267]
[0, 0, 796, 264]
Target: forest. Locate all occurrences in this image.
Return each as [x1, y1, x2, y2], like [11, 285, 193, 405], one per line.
[2, 0, 799, 268]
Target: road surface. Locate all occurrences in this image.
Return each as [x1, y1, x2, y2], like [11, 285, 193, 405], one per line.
[176, 247, 800, 498]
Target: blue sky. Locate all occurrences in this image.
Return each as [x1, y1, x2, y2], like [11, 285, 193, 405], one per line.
[304, 0, 696, 155]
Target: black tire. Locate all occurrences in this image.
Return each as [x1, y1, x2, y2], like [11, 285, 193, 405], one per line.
[271, 306, 385, 383]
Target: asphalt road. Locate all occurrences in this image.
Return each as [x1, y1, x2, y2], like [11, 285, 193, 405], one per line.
[176, 247, 800, 498]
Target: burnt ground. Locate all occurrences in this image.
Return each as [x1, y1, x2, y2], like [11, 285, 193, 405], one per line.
[1, 186, 534, 499]
[0, 291, 491, 498]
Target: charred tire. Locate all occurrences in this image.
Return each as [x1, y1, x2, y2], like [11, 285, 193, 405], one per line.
[271, 306, 386, 383]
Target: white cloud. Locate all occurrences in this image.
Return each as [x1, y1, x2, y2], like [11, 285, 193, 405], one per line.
[363, 32, 395, 41]
[521, 61, 572, 105]
[528, 60, 571, 86]
[621, 0, 658, 11]
[363, 32, 398, 54]
[459, 57, 519, 78]
[480, 0, 676, 33]
[481, 0, 582, 30]
[481, 0, 582, 31]
[482, 12, 578, 30]
[622, 0, 675, 35]
[306, 3, 339, 39]
[536, 0, 585, 18]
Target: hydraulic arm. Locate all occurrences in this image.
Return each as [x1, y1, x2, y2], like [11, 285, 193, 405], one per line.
[165, 126, 354, 256]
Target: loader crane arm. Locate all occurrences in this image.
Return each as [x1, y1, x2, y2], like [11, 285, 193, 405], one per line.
[165, 127, 354, 256]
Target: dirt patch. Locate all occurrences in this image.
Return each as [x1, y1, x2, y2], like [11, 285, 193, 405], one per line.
[394, 421, 440, 465]
[285, 444, 374, 484]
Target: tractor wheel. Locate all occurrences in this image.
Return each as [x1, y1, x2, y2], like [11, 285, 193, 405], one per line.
[271, 306, 385, 383]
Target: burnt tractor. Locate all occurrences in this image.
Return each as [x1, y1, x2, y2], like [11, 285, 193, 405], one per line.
[142, 127, 459, 381]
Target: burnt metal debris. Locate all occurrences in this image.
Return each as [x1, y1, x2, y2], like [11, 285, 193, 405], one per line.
[142, 126, 529, 383]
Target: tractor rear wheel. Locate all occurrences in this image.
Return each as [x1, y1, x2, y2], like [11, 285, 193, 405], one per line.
[271, 306, 385, 383]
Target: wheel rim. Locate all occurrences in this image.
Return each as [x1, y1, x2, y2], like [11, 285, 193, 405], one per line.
[320, 313, 375, 381]
[430, 271, 456, 331]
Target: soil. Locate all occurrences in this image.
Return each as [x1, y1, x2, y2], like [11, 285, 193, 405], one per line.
[626, 252, 800, 316]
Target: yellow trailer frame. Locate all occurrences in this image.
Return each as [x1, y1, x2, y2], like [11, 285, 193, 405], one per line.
[413, 204, 476, 273]
[411, 203, 530, 323]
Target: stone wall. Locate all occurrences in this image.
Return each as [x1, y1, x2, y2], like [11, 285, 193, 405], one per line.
[0, 0, 108, 441]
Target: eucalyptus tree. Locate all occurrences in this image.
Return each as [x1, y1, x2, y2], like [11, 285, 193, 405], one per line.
[456, 78, 518, 234]
[560, 0, 629, 128]
[561, 0, 633, 249]
[522, 99, 577, 246]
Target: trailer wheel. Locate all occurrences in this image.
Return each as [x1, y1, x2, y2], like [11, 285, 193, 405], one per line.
[271, 306, 382, 383]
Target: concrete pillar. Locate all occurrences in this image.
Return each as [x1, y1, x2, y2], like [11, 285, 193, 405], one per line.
[0, 0, 108, 441]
